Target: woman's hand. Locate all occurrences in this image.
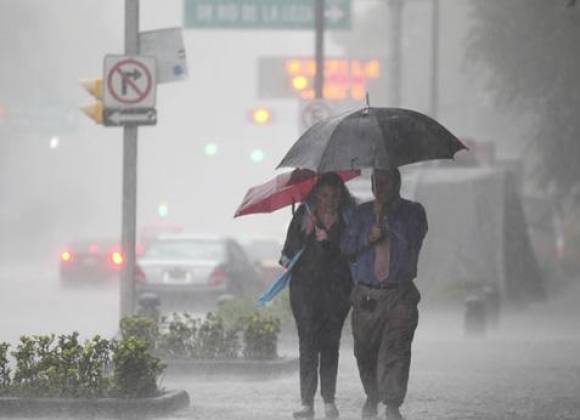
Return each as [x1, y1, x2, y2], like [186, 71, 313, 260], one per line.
[315, 226, 329, 241]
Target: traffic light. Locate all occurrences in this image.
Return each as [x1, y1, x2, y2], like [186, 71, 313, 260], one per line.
[250, 107, 273, 125]
[158, 201, 169, 218]
[204, 142, 219, 156]
[291, 75, 309, 92]
[250, 148, 265, 163]
[80, 78, 104, 124]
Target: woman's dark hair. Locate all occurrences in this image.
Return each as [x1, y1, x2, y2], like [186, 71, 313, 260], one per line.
[307, 172, 356, 210]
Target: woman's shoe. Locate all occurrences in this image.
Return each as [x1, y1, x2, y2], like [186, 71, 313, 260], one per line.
[325, 402, 340, 418]
[385, 405, 403, 420]
[361, 398, 378, 419]
[293, 405, 314, 419]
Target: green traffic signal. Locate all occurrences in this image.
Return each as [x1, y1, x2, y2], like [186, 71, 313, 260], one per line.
[158, 202, 169, 218]
[204, 143, 218, 156]
[250, 148, 265, 163]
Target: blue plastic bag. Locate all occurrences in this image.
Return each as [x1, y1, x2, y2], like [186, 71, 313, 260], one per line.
[256, 248, 304, 306]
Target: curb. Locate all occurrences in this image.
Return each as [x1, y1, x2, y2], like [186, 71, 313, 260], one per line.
[164, 356, 299, 376]
[0, 389, 189, 418]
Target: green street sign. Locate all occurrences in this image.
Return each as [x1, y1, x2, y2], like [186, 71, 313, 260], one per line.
[184, 0, 351, 30]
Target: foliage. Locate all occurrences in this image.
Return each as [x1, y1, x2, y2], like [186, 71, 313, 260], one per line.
[468, 0, 580, 198]
[0, 309, 283, 400]
[0, 342, 11, 394]
[158, 312, 241, 360]
[8, 333, 113, 398]
[242, 311, 281, 360]
[78, 335, 113, 397]
[1, 331, 163, 399]
[111, 337, 165, 398]
[217, 291, 293, 332]
[193, 313, 241, 360]
[157, 309, 282, 360]
[157, 312, 198, 358]
[119, 315, 159, 350]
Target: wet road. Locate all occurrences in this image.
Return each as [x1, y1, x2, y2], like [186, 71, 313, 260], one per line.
[1, 265, 579, 419]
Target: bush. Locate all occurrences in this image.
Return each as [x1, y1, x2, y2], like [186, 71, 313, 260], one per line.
[0, 330, 164, 399]
[111, 337, 165, 398]
[157, 313, 198, 358]
[78, 335, 112, 397]
[155, 310, 281, 360]
[217, 291, 293, 332]
[0, 342, 11, 394]
[194, 312, 241, 359]
[120, 315, 159, 349]
[242, 311, 281, 360]
[8, 333, 112, 398]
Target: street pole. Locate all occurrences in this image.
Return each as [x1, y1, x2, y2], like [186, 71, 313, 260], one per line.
[120, 0, 139, 319]
[314, 0, 325, 99]
[389, 0, 403, 107]
[430, 0, 440, 119]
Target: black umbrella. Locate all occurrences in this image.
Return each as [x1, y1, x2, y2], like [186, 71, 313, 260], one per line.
[277, 107, 467, 172]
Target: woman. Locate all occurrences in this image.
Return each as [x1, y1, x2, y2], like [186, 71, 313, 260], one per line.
[280, 172, 355, 419]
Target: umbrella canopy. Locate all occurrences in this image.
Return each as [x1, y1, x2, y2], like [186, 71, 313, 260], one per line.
[277, 107, 467, 172]
[234, 169, 360, 218]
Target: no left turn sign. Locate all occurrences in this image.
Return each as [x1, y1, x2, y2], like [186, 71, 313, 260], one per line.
[103, 55, 156, 109]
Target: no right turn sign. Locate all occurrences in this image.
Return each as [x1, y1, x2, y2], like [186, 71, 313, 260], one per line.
[103, 55, 157, 110]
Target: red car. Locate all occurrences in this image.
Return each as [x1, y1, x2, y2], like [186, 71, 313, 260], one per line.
[59, 239, 126, 285]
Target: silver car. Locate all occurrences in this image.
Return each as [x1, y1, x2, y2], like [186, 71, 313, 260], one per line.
[136, 234, 260, 302]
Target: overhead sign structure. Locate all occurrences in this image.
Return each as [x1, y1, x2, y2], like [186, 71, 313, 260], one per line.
[104, 55, 156, 109]
[139, 27, 188, 84]
[184, 0, 351, 30]
[259, 56, 383, 101]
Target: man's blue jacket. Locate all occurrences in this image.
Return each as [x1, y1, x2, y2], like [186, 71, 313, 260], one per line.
[340, 198, 428, 285]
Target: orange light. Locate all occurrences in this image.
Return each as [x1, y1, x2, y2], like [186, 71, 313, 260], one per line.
[305, 60, 316, 76]
[286, 59, 302, 75]
[61, 251, 72, 262]
[111, 251, 124, 266]
[351, 84, 366, 100]
[252, 107, 272, 125]
[291, 75, 309, 91]
[365, 60, 381, 79]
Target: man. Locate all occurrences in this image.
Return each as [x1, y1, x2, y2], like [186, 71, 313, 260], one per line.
[341, 168, 428, 420]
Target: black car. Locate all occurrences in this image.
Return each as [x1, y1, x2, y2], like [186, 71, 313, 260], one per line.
[136, 234, 261, 302]
[59, 239, 124, 285]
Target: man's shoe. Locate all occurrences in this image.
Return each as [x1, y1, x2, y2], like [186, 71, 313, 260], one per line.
[293, 405, 314, 419]
[385, 405, 403, 420]
[325, 402, 340, 418]
[361, 398, 378, 419]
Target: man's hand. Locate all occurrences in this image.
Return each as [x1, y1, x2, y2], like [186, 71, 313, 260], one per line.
[368, 225, 384, 244]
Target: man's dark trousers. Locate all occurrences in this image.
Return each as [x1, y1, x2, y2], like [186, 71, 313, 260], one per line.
[351, 282, 420, 408]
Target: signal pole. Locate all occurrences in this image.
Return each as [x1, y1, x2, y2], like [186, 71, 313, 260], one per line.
[120, 0, 139, 318]
[314, 0, 325, 99]
[430, 0, 440, 119]
[389, 0, 403, 107]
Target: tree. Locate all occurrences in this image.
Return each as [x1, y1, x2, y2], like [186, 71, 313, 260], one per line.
[468, 0, 580, 201]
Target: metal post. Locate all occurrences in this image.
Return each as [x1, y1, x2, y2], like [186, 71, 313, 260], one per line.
[389, 0, 403, 107]
[430, 0, 440, 119]
[120, 0, 139, 319]
[314, 0, 325, 99]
